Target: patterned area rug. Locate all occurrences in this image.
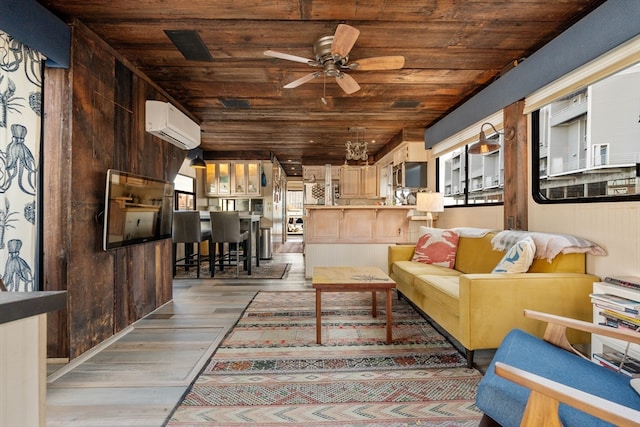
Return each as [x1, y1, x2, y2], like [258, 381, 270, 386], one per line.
[167, 291, 483, 426]
[174, 261, 290, 280]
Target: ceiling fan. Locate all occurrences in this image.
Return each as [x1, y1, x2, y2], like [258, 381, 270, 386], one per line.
[264, 24, 405, 95]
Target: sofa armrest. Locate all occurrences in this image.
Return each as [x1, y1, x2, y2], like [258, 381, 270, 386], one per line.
[457, 273, 599, 349]
[495, 362, 640, 427]
[387, 244, 415, 274]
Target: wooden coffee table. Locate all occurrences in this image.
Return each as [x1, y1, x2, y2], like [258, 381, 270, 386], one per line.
[312, 266, 396, 344]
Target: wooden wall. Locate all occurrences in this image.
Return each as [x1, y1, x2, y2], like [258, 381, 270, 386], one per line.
[43, 22, 185, 359]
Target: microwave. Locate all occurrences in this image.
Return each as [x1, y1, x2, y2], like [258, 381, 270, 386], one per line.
[393, 162, 427, 188]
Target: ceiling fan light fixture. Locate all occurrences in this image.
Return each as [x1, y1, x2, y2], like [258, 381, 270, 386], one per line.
[265, 24, 404, 95]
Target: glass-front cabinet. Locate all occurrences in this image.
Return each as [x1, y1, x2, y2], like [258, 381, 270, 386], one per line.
[206, 161, 260, 196]
[233, 161, 261, 196]
[205, 162, 231, 196]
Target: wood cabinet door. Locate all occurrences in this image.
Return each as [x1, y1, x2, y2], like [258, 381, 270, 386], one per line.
[340, 167, 361, 197]
[362, 166, 378, 197]
[375, 210, 407, 242]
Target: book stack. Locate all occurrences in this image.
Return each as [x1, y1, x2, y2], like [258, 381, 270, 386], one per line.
[603, 276, 640, 291]
[590, 292, 640, 331]
[592, 351, 640, 377]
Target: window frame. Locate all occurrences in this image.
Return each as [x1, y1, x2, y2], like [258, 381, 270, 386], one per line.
[436, 138, 505, 208]
[531, 108, 640, 204]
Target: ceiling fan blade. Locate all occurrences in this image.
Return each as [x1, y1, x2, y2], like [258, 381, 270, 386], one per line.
[335, 73, 361, 94]
[264, 50, 315, 65]
[350, 56, 406, 71]
[284, 72, 320, 89]
[331, 24, 360, 58]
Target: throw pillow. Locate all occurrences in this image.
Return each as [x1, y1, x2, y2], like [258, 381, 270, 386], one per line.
[492, 236, 536, 273]
[412, 228, 460, 268]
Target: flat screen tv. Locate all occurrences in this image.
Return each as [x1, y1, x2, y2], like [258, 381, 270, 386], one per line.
[103, 169, 174, 250]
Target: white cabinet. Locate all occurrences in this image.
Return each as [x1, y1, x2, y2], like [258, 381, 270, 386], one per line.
[205, 162, 231, 196]
[233, 161, 261, 195]
[303, 165, 338, 182]
[591, 281, 640, 366]
[393, 142, 428, 165]
[303, 165, 324, 182]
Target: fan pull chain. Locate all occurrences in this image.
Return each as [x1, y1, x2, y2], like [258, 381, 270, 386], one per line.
[321, 75, 327, 105]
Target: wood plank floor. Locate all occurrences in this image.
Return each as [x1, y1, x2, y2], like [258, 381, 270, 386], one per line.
[45, 235, 493, 426]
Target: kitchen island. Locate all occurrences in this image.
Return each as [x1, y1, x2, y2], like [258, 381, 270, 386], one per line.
[304, 205, 415, 278]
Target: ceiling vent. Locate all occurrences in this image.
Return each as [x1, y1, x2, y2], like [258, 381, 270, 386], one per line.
[145, 100, 201, 150]
[220, 98, 250, 109]
[392, 100, 421, 109]
[164, 30, 213, 61]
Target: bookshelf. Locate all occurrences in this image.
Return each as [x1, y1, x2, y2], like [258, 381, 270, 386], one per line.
[591, 280, 640, 375]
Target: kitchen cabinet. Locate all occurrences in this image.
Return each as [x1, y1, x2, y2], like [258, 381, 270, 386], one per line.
[339, 166, 378, 198]
[205, 162, 231, 196]
[339, 167, 361, 197]
[206, 161, 260, 196]
[393, 142, 429, 165]
[303, 165, 339, 182]
[233, 161, 261, 195]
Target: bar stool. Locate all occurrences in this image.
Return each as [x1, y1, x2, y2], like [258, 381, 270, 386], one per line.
[172, 211, 212, 278]
[210, 211, 249, 278]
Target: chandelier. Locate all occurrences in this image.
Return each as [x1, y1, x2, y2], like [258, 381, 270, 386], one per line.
[345, 127, 369, 161]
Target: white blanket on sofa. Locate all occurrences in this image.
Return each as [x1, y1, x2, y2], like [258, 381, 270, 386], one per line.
[451, 227, 498, 238]
[491, 230, 607, 261]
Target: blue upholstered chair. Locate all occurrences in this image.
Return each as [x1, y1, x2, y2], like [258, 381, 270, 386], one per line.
[476, 310, 640, 427]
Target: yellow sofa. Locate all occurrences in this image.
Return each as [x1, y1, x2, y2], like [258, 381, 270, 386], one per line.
[387, 231, 599, 367]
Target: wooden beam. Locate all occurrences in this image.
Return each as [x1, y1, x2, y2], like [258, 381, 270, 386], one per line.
[503, 100, 528, 230]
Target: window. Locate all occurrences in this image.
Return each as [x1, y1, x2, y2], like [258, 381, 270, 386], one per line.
[532, 62, 640, 202]
[174, 174, 195, 210]
[438, 131, 505, 206]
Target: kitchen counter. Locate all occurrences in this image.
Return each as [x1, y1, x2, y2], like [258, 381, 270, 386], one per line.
[304, 205, 414, 244]
[0, 291, 66, 325]
[1, 290, 66, 427]
[305, 205, 414, 209]
[303, 205, 427, 278]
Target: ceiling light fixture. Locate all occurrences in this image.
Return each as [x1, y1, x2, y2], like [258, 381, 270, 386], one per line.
[188, 148, 207, 169]
[345, 126, 369, 161]
[468, 122, 515, 155]
[189, 155, 206, 169]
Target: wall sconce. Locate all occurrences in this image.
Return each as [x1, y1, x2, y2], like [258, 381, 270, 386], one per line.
[468, 122, 515, 155]
[415, 192, 444, 228]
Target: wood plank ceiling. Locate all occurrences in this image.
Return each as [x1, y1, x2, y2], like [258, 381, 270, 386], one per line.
[38, 0, 605, 176]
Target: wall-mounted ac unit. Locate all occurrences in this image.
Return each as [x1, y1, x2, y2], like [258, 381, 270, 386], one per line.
[145, 100, 200, 150]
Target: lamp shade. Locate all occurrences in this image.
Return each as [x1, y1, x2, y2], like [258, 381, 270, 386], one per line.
[416, 192, 444, 213]
[189, 155, 206, 169]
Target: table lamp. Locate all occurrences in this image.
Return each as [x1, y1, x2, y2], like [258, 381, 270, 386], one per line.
[416, 192, 444, 228]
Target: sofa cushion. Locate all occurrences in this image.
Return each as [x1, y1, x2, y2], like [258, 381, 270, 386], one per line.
[414, 275, 461, 317]
[412, 228, 459, 268]
[391, 260, 460, 287]
[454, 233, 505, 274]
[416, 274, 461, 299]
[492, 236, 536, 274]
[476, 329, 640, 427]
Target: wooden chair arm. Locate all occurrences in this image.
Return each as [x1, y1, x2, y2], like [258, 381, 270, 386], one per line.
[523, 309, 640, 357]
[495, 362, 640, 427]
